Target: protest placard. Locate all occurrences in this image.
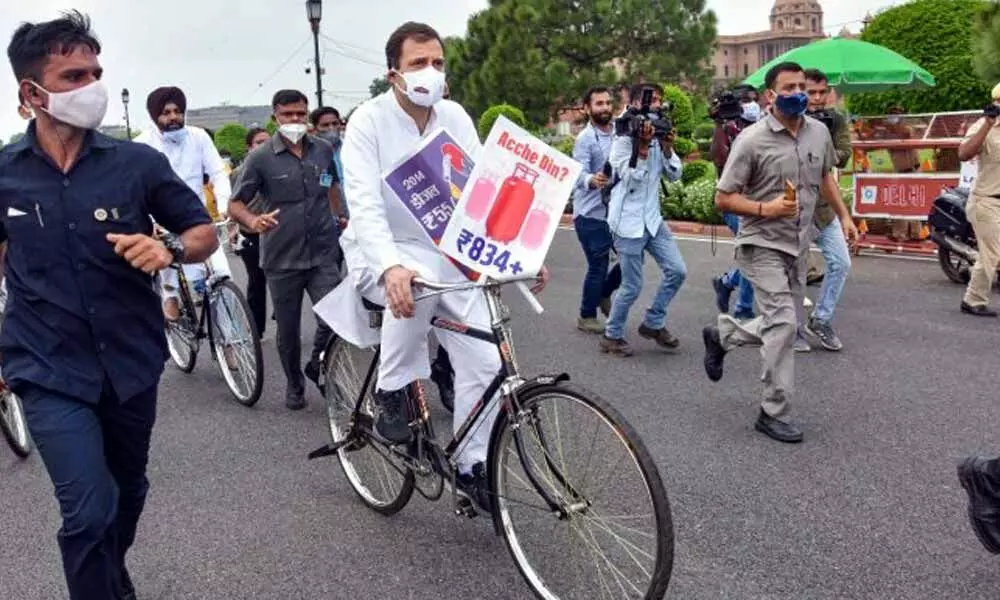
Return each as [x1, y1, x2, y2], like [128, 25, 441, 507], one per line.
[438, 115, 582, 280]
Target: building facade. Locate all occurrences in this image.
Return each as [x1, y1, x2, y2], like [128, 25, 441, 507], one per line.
[712, 0, 827, 88]
[185, 105, 273, 131]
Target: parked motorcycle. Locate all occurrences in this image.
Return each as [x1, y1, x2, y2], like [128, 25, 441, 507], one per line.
[928, 186, 1000, 284]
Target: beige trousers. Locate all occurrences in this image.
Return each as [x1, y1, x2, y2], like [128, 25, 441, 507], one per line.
[963, 195, 1000, 307]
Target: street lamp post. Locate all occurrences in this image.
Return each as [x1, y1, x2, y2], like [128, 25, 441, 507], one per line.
[121, 88, 132, 139]
[306, 0, 324, 108]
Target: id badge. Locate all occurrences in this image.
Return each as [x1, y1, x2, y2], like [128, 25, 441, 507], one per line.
[319, 173, 333, 188]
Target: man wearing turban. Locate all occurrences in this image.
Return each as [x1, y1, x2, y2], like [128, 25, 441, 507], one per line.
[134, 87, 235, 367]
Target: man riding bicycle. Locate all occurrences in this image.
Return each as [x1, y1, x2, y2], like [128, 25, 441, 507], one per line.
[329, 21, 547, 510]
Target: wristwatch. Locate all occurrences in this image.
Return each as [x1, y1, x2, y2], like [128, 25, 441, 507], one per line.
[164, 236, 186, 264]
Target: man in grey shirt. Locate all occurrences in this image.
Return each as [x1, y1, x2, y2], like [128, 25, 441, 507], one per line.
[701, 62, 858, 443]
[231, 89, 347, 410]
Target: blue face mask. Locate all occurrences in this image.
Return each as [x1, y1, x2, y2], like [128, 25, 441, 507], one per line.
[741, 102, 762, 123]
[774, 92, 808, 118]
[162, 128, 188, 145]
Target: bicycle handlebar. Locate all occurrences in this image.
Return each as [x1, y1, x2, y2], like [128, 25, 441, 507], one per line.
[413, 274, 545, 315]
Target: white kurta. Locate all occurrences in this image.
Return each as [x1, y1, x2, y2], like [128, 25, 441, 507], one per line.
[135, 126, 232, 293]
[320, 91, 500, 471]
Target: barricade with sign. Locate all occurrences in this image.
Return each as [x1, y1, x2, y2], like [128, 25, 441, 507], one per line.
[848, 110, 984, 251]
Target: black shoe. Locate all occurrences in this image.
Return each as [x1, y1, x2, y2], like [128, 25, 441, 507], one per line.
[712, 276, 733, 314]
[805, 317, 843, 351]
[754, 410, 803, 443]
[457, 462, 492, 515]
[806, 271, 825, 286]
[957, 456, 1000, 554]
[304, 360, 324, 395]
[702, 326, 726, 382]
[285, 395, 306, 411]
[961, 302, 998, 317]
[430, 358, 455, 413]
[374, 389, 413, 444]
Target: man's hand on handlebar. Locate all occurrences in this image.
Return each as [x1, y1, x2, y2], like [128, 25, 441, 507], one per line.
[384, 265, 420, 319]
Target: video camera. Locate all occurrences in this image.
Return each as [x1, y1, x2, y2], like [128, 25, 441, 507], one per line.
[711, 90, 743, 123]
[614, 87, 674, 167]
[807, 109, 836, 134]
[985, 103, 1000, 119]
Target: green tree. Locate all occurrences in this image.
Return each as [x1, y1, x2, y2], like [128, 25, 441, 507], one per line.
[265, 120, 277, 135]
[214, 123, 249, 162]
[973, 1, 1000, 85]
[847, 0, 992, 115]
[661, 84, 695, 136]
[370, 75, 391, 98]
[9, 132, 24, 145]
[477, 104, 528, 140]
[447, 0, 717, 126]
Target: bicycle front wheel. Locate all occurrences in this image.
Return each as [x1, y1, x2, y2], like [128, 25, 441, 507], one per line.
[210, 280, 264, 407]
[0, 389, 32, 458]
[490, 383, 674, 600]
[324, 337, 414, 515]
[165, 286, 199, 373]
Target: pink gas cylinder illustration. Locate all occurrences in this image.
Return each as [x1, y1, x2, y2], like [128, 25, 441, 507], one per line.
[464, 172, 496, 221]
[485, 163, 538, 244]
[519, 207, 550, 250]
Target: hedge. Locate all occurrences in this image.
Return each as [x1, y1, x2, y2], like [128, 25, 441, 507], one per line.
[477, 104, 528, 140]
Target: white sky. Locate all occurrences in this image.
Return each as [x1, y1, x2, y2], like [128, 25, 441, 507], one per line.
[0, 0, 881, 141]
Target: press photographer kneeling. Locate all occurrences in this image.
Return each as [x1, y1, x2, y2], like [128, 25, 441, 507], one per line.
[600, 84, 686, 357]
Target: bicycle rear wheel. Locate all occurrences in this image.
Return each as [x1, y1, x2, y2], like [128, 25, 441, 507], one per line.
[323, 337, 415, 515]
[210, 280, 264, 407]
[0, 389, 31, 458]
[489, 382, 673, 600]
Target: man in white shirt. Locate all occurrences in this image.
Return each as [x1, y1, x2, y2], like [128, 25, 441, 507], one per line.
[134, 86, 231, 321]
[333, 22, 547, 511]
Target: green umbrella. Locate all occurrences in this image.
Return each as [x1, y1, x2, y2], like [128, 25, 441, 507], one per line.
[743, 37, 936, 93]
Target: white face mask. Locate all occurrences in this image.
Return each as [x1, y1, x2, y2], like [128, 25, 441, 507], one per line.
[394, 66, 447, 108]
[162, 128, 188, 145]
[740, 102, 761, 123]
[30, 80, 108, 130]
[278, 123, 307, 144]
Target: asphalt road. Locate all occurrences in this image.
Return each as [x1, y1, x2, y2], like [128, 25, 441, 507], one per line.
[2, 230, 999, 600]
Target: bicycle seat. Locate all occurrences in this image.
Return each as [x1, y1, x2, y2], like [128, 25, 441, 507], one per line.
[362, 298, 384, 312]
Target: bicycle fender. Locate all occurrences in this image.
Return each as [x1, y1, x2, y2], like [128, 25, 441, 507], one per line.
[485, 372, 570, 536]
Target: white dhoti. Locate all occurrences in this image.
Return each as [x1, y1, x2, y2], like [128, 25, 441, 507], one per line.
[318, 241, 502, 472]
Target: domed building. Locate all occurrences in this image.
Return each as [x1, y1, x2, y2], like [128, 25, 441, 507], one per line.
[712, 0, 827, 88]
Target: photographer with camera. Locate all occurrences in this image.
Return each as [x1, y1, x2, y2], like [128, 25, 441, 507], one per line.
[571, 86, 622, 334]
[599, 84, 686, 357]
[800, 68, 853, 351]
[710, 85, 761, 321]
[956, 83, 1000, 317]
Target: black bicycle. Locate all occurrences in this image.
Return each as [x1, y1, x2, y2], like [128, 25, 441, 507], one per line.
[0, 279, 31, 458]
[162, 224, 264, 407]
[309, 275, 674, 599]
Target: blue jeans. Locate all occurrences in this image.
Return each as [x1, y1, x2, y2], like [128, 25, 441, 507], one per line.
[606, 223, 687, 339]
[813, 219, 851, 322]
[574, 216, 622, 318]
[721, 212, 754, 316]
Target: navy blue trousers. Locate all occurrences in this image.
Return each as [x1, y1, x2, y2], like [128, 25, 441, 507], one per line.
[19, 380, 157, 600]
